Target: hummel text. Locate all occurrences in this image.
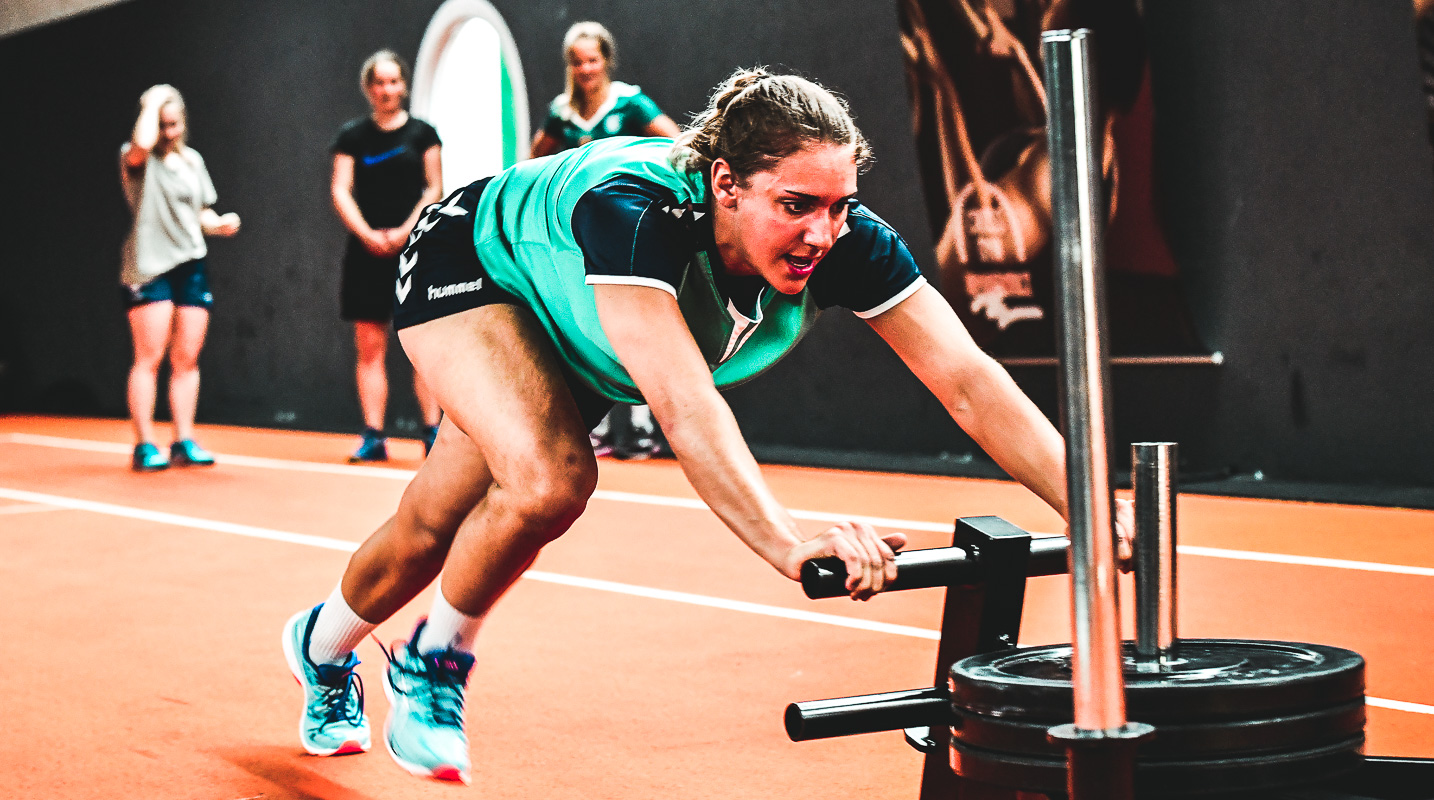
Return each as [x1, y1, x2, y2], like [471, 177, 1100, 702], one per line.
[429, 280, 483, 300]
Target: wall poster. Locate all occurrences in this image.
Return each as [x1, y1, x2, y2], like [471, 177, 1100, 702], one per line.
[898, 0, 1205, 359]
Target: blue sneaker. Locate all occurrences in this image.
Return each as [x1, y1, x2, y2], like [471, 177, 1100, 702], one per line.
[132, 442, 169, 472]
[169, 439, 216, 467]
[348, 429, 388, 463]
[421, 425, 439, 456]
[380, 620, 473, 783]
[282, 606, 371, 756]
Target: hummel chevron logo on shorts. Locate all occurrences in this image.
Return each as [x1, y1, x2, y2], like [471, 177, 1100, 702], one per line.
[428, 280, 482, 301]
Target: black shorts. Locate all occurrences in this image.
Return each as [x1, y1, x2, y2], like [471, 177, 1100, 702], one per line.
[340, 240, 399, 322]
[393, 178, 614, 431]
[392, 178, 515, 330]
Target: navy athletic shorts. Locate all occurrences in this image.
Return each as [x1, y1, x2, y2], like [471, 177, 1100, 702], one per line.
[122, 258, 213, 310]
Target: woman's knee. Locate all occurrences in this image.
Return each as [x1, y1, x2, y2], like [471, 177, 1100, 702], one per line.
[131, 349, 165, 374]
[168, 350, 200, 374]
[354, 323, 388, 363]
[500, 457, 598, 535]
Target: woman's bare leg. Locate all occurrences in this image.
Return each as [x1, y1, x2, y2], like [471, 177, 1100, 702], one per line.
[339, 417, 492, 622]
[127, 301, 175, 444]
[167, 306, 209, 442]
[338, 304, 598, 623]
[413, 371, 442, 429]
[353, 320, 389, 431]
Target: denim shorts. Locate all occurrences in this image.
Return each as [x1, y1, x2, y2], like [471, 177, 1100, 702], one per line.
[122, 258, 214, 309]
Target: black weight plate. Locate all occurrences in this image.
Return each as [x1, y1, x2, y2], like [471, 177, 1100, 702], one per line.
[951, 640, 1364, 723]
[950, 734, 1365, 797]
[951, 698, 1365, 758]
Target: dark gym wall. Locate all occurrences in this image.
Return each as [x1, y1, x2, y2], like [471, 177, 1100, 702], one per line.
[0, 0, 935, 437]
[1, 0, 1432, 490]
[1141, 0, 1434, 487]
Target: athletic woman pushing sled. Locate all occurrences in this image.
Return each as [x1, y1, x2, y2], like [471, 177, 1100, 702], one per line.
[282, 67, 1132, 783]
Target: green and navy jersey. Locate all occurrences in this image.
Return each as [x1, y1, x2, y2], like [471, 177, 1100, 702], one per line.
[541, 82, 664, 153]
[474, 137, 927, 403]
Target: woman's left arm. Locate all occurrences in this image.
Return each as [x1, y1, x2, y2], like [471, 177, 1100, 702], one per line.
[641, 115, 681, 138]
[866, 283, 1069, 518]
[387, 145, 444, 249]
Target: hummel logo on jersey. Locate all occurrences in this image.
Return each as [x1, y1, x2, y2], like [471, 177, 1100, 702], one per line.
[659, 203, 705, 223]
[407, 191, 470, 247]
[436, 193, 468, 217]
[429, 280, 482, 300]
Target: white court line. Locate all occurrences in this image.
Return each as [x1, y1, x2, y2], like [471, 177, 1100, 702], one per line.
[0, 486, 356, 553]
[1179, 545, 1434, 578]
[5, 432, 1434, 575]
[0, 486, 931, 641]
[0, 433, 952, 532]
[0, 483, 1428, 716]
[1367, 697, 1434, 715]
[0, 502, 62, 516]
[520, 572, 939, 640]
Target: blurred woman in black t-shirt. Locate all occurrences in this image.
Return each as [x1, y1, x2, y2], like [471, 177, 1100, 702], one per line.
[331, 49, 444, 462]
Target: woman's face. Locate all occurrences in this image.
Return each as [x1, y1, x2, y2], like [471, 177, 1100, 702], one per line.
[713, 142, 859, 295]
[568, 38, 609, 95]
[366, 60, 407, 115]
[157, 104, 185, 149]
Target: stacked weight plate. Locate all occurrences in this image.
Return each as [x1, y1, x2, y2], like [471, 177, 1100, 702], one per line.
[949, 639, 1366, 797]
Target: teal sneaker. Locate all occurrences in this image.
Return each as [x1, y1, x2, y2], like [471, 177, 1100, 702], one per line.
[380, 621, 474, 783]
[169, 439, 216, 467]
[348, 428, 389, 463]
[282, 606, 371, 756]
[132, 442, 169, 472]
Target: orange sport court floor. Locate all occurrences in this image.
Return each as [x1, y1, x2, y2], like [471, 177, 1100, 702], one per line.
[1, 414, 1431, 800]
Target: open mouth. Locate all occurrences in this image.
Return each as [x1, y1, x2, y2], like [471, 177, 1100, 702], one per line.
[784, 254, 820, 277]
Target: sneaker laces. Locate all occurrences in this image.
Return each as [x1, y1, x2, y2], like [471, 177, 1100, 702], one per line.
[376, 634, 471, 729]
[312, 663, 365, 729]
[417, 651, 470, 729]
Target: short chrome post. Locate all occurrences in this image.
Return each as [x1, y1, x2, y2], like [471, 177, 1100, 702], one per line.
[1133, 442, 1179, 669]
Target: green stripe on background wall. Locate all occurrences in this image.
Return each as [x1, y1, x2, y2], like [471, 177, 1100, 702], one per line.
[500, 53, 518, 167]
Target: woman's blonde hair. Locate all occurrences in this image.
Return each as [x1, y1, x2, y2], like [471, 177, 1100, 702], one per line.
[673, 68, 872, 183]
[562, 21, 616, 113]
[140, 86, 189, 151]
[360, 49, 410, 95]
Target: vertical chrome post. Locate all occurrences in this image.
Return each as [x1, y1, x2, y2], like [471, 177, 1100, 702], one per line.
[1042, 29, 1151, 800]
[1133, 442, 1178, 668]
[1042, 26, 1125, 735]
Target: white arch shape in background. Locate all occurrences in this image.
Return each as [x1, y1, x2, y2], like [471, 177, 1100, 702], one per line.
[411, 0, 530, 194]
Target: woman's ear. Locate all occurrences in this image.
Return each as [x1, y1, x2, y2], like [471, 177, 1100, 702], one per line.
[710, 159, 740, 208]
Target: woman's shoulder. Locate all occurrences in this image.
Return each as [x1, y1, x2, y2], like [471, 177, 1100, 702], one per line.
[406, 116, 439, 135]
[405, 116, 442, 146]
[547, 93, 572, 120]
[610, 81, 643, 99]
[334, 117, 373, 141]
[843, 203, 906, 245]
[332, 117, 375, 153]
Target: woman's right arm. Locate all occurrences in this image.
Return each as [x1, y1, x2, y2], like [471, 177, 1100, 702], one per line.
[529, 131, 559, 159]
[593, 283, 906, 598]
[330, 153, 387, 255]
[125, 85, 171, 169]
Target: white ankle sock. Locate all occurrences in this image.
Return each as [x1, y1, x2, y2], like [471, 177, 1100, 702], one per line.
[308, 584, 377, 665]
[416, 588, 486, 655]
